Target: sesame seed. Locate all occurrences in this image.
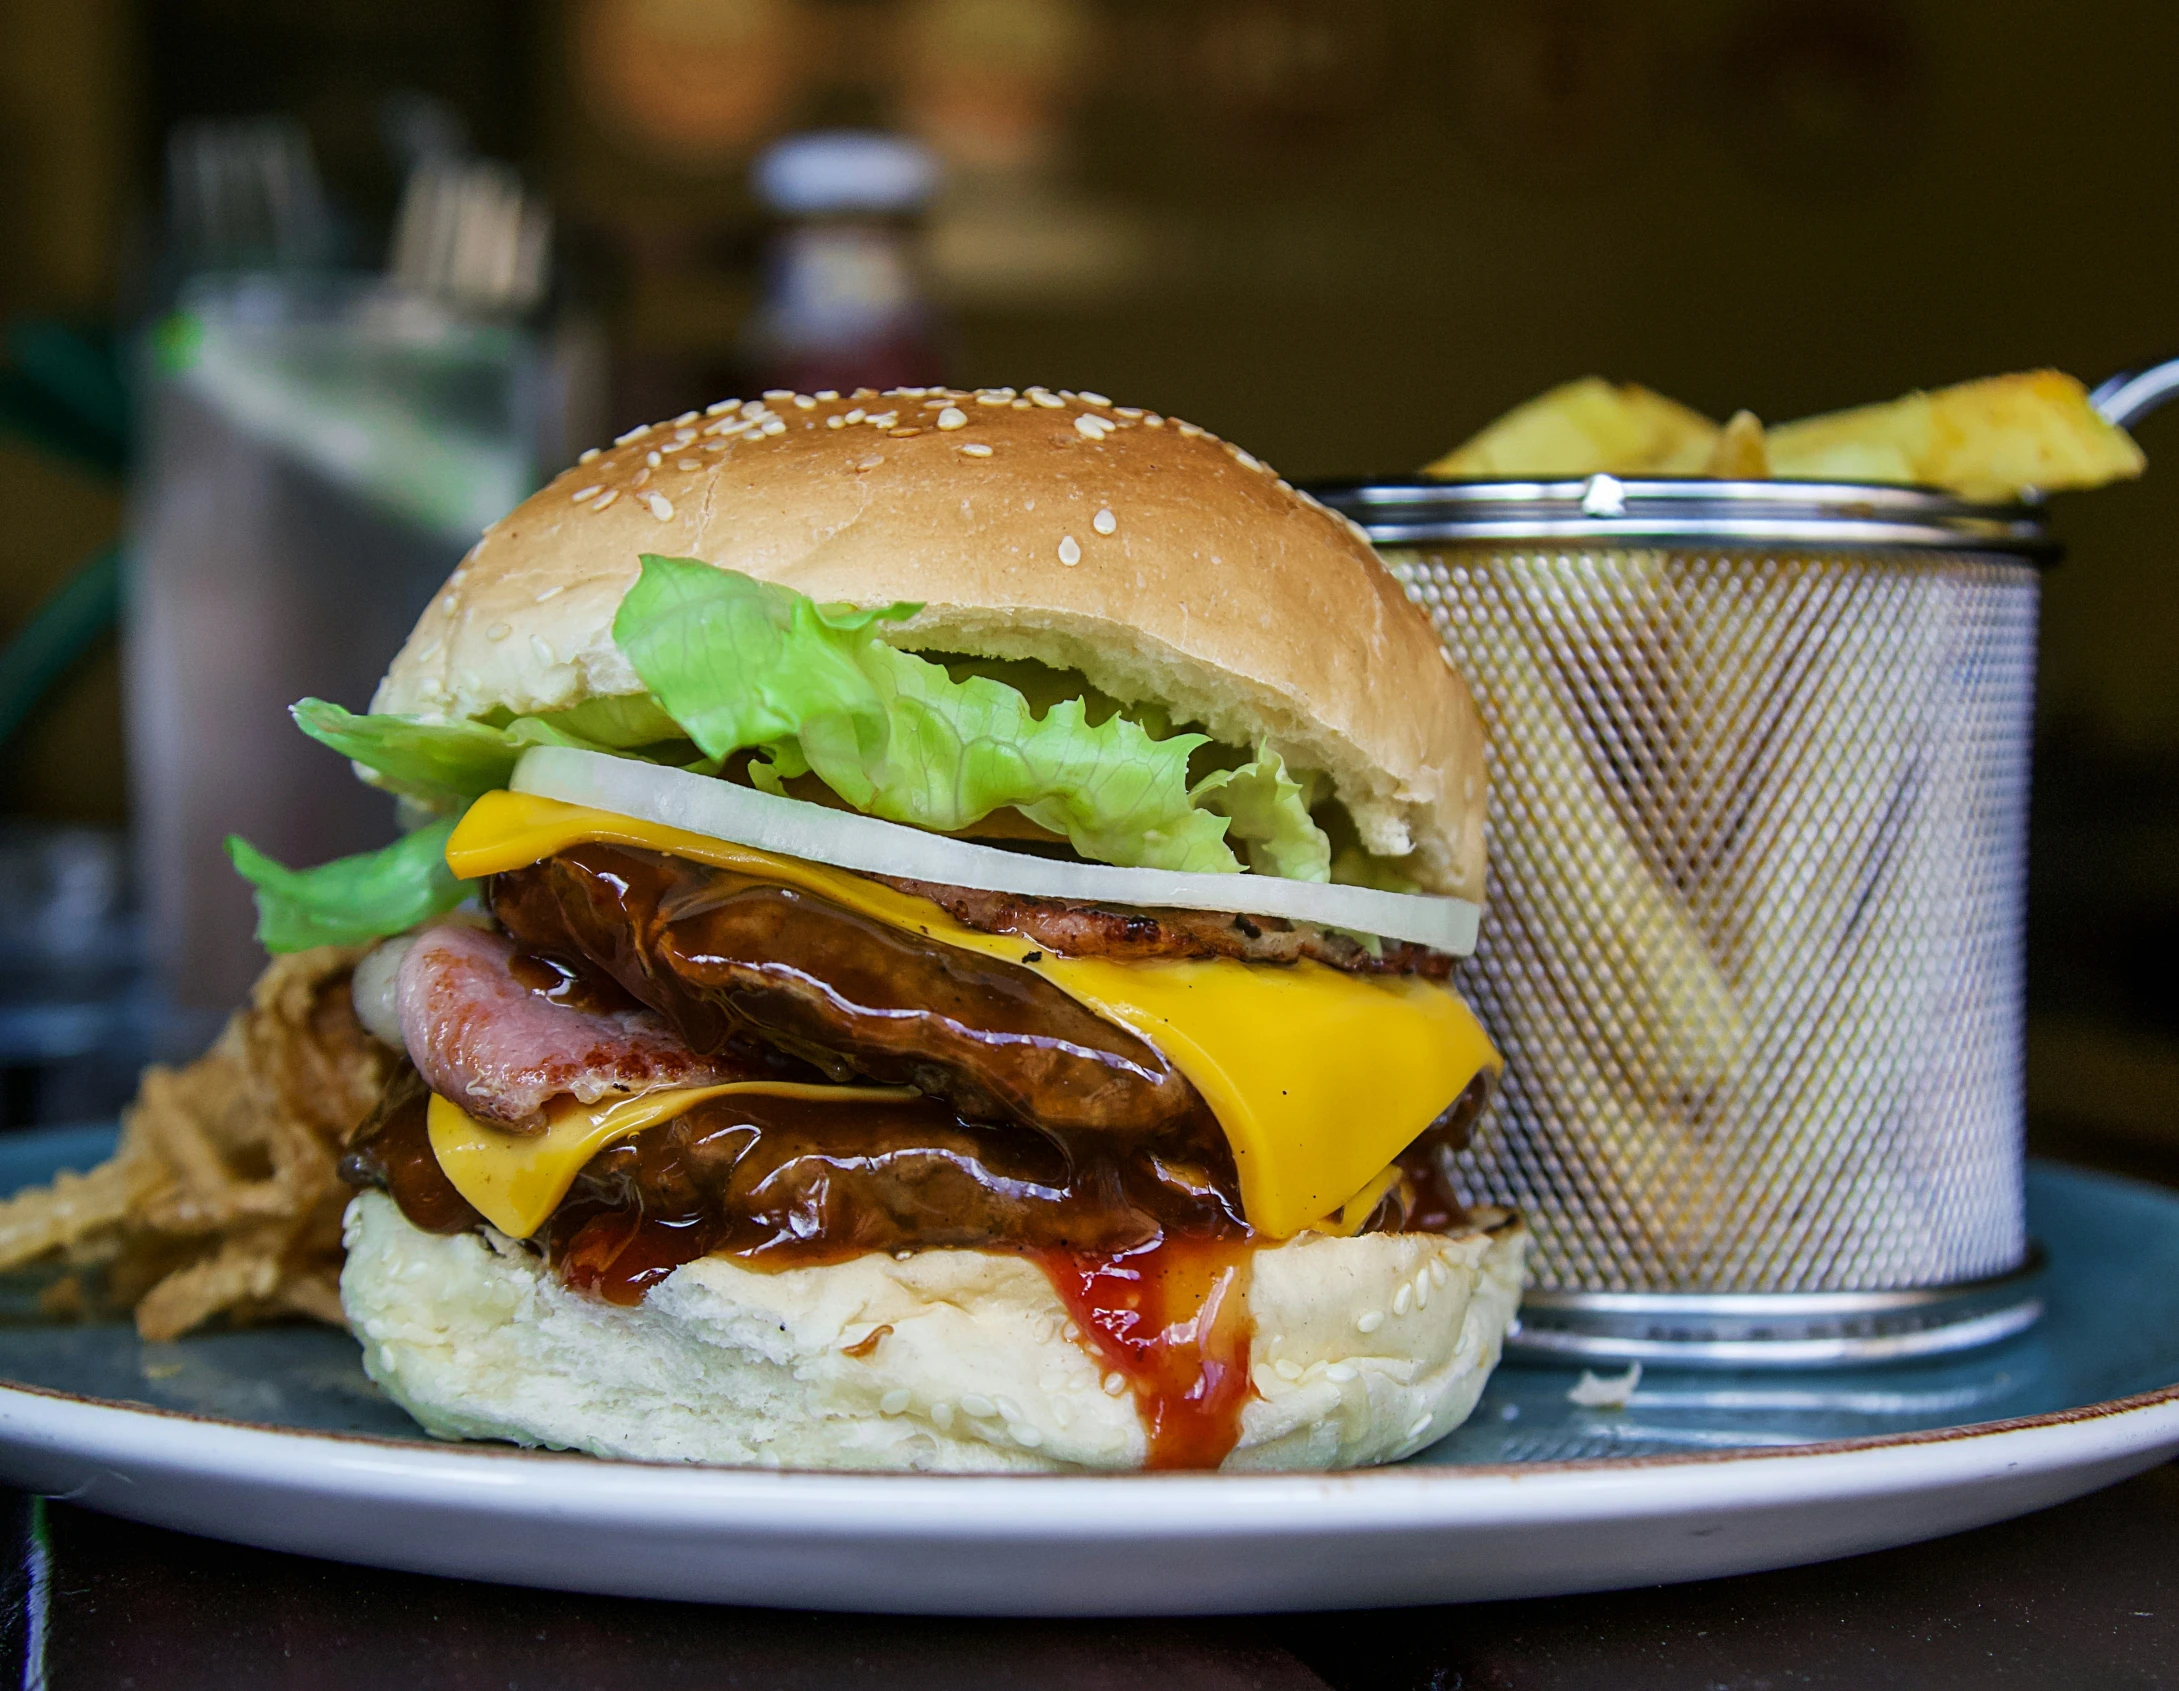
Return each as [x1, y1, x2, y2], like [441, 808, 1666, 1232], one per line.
[1177, 420, 1204, 437]
[705, 399, 736, 415]
[889, 427, 922, 437]
[1075, 414, 1110, 440]
[614, 424, 651, 445]
[578, 446, 600, 463]
[413, 639, 440, 661]
[1011, 1424, 1044, 1448]
[1326, 1362, 1358, 1383]
[1092, 508, 1116, 535]
[794, 394, 816, 409]
[647, 493, 673, 519]
[894, 1249, 912, 1261]
[1028, 388, 1064, 409]
[1011, 398, 1031, 408]
[959, 442, 993, 457]
[936, 406, 968, 430]
[530, 635, 555, 665]
[571, 485, 602, 502]
[1115, 406, 1143, 419]
[866, 411, 898, 428]
[1144, 415, 1165, 427]
[845, 408, 866, 423]
[960, 1393, 996, 1419]
[763, 388, 793, 401]
[1393, 1284, 1412, 1316]
[632, 467, 650, 488]
[994, 1395, 1023, 1423]
[816, 389, 839, 401]
[1414, 1269, 1431, 1309]
[856, 454, 884, 471]
[534, 585, 563, 602]
[1408, 1415, 1433, 1440]
[1230, 446, 1264, 472]
[879, 1389, 911, 1415]
[1429, 1259, 1449, 1286]
[976, 391, 1011, 406]
[1358, 1310, 1384, 1333]
[1058, 535, 1082, 565]
[1102, 1372, 1128, 1397]
[484, 621, 511, 641]
[672, 410, 698, 425]
[678, 459, 701, 471]
[1062, 1320, 1081, 1342]
[670, 427, 696, 445]
[1274, 1358, 1304, 1380]
[931, 1401, 954, 1429]
[827, 415, 847, 429]
[761, 418, 786, 435]
[740, 400, 767, 418]
[591, 488, 618, 510]
[1078, 390, 1111, 406]
[703, 418, 742, 437]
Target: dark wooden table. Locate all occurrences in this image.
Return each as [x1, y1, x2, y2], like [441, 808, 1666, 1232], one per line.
[5, 1459, 2177, 1689]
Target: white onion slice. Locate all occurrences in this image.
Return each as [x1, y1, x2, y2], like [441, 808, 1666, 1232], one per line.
[511, 746, 1481, 956]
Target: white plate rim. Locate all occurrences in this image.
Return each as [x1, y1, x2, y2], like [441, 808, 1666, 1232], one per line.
[4, 1371, 2177, 1611]
[4, 1372, 2176, 1523]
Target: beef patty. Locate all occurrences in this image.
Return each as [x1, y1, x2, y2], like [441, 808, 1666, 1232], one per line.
[490, 845, 1205, 1138]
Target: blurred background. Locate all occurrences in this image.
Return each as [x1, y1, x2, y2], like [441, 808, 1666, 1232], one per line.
[0, 0, 2171, 1176]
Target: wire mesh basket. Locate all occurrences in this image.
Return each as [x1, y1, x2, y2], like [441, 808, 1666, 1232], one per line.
[1316, 476, 2056, 1365]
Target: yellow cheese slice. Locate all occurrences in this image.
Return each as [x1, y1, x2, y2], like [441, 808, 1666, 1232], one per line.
[428, 1082, 911, 1239]
[444, 790, 1498, 1238]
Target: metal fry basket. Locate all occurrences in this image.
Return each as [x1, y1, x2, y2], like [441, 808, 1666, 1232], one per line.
[1317, 475, 2058, 1366]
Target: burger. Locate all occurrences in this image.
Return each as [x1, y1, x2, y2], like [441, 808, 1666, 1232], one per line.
[235, 384, 1526, 1472]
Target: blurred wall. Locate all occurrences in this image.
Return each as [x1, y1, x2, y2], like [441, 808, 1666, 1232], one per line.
[0, 0, 132, 825]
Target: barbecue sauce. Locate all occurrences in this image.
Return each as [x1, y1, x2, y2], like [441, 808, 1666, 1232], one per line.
[1038, 1232, 1258, 1469]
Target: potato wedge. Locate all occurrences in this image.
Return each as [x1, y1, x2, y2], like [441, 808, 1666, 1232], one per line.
[1704, 409, 1770, 478]
[1767, 370, 2144, 499]
[1426, 377, 1719, 479]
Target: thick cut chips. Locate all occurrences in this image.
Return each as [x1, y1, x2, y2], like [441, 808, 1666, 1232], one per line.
[1429, 369, 2144, 500]
[1424, 379, 1719, 479]
[1766, 370, 2144, 499]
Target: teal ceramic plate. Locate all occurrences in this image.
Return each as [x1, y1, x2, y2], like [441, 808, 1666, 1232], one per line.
[0, 1128, 2172, 1614]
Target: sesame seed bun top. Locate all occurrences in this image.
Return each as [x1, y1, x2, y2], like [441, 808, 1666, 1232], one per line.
[373, 385, 1487, 899]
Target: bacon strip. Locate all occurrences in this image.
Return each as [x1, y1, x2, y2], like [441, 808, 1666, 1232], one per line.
[395, 922, 733, 1131]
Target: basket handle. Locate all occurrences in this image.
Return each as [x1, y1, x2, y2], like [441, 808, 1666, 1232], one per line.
[2091, 357, 2179, 429]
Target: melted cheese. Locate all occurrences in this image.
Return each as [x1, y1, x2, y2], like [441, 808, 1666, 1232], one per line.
[429, 1082, 911, 1239]
[444, 790, 1499, 1239]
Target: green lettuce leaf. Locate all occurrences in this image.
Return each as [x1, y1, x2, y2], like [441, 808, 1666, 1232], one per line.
[290, 698, 694, 810]
[226, 818, 466, 953]
[1192, 746, 1332, 881]
[613, 554, 1240, 872]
